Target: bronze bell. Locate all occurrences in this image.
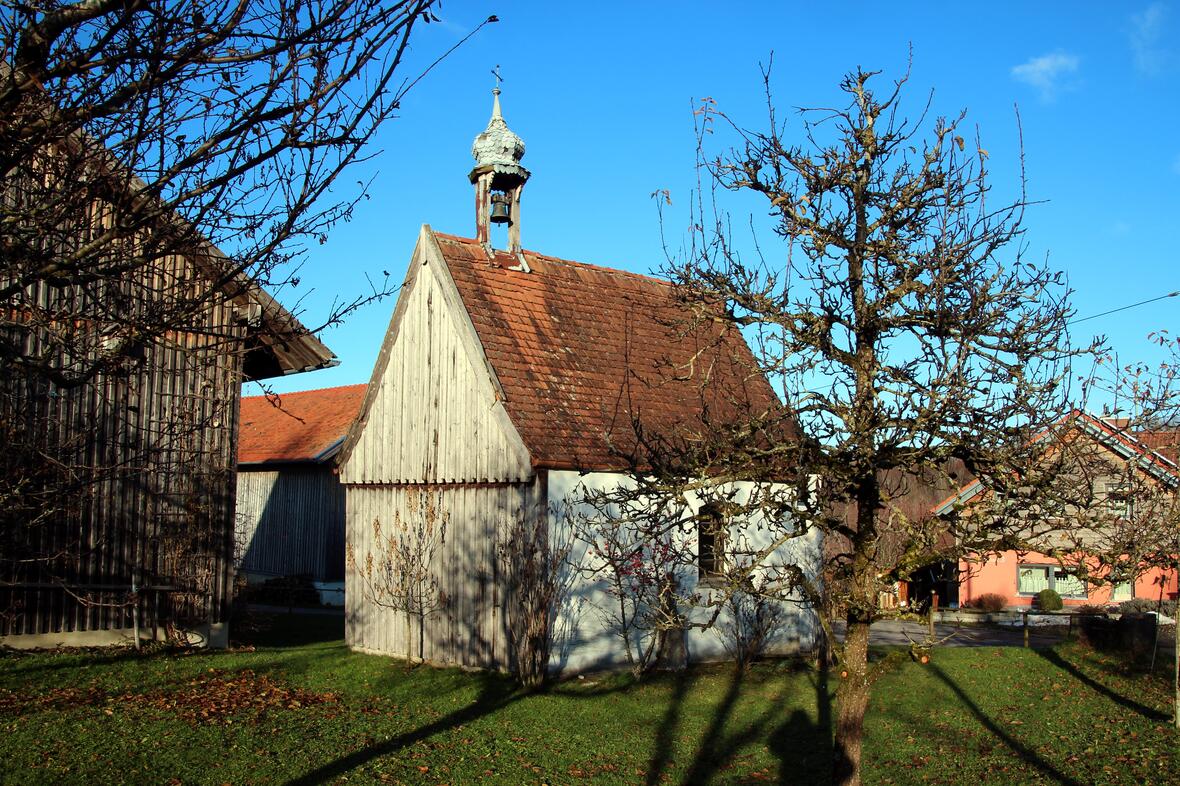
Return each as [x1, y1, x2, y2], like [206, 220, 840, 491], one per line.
[489, 193, 511, 224]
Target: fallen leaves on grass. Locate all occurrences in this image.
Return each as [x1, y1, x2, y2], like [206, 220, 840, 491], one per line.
[0, 685, 108, 715]
[136, 669, 339, 724]
[0, 669, 338, 726]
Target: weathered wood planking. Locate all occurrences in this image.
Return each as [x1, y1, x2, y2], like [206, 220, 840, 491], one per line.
[344, 481, 536, 667]
[0, 153, 329, 641]
[339, 232, 530, 487]
[235, 466, 346, 582]
[340, 229, 537, 666]
[0, 266, 243, 637]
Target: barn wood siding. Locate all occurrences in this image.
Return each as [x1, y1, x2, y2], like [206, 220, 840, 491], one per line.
[344, 480, 537, 668]
[341, 232, 538, 666]
[339, 233, 531, 486]
[235, 466, 345, 582]
[1, 173, 244, 640]
[0, 281, 242, 638]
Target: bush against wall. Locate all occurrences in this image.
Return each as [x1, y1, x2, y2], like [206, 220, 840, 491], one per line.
[1119, 598, 1177, 618]
[1036, 588, 1063, 611]
[971, 593, 1008, 613]
[566, 489, 698, 677]
[715, 582, 788, 671]
[346, 488, 448, 662]
[498, 505, 575, 688]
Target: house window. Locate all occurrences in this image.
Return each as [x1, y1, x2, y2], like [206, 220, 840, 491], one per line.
[1018, 564, 1088, 599]
[1112, 581, 1133, 602]
[1018, 565, 1051, 595]
[697, 504, 726, 582]
[1094, 478, 1130, 518]
[1054, 569, 1087, 598]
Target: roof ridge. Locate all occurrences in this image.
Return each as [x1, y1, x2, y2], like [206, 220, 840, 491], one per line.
[432, 231, 672, 287]
[242, 382, 367, 402]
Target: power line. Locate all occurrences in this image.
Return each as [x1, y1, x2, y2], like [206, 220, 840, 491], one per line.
[1069, 290, 1180, 326]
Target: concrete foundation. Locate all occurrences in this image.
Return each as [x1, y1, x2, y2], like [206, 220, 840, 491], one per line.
[0, 622, 229, 650]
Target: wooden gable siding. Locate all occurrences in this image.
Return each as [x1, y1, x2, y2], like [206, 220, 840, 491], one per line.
[345, 480, 539, 667]
[338, 227, 532, 485]
[0, 276, 242, 638]
[235, 466, 345, 582]
[340, 228, 539, 666]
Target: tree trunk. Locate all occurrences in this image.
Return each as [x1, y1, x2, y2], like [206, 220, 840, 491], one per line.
[405, 611, 413, 663]
[834, 613, 872, 786]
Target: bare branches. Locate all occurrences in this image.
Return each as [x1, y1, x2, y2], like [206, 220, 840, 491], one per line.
[0, 1, 485, 633]
[346, 488, 448, 662]
[650, 62, 1101, 786]
[1, 0, 491, 387]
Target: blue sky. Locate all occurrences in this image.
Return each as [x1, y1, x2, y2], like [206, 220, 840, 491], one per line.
[254, 1, 1179, 401]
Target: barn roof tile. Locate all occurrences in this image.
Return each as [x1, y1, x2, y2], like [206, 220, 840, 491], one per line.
[238, 384, 366, 465]
[433, 233, 791, 471]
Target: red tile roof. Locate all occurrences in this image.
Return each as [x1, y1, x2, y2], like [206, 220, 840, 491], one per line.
[239, 384, 366, 465]
[932, 411, 1180, 514]
[1136, 429, 1180, 463]
[434, 233, 792, 471]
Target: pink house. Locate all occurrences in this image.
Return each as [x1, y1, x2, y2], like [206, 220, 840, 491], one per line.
[957, 551, 1175, 609]
[934, 413, 1179, 609]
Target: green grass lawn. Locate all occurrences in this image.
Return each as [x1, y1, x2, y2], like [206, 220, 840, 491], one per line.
[0, 614, 1175, 785]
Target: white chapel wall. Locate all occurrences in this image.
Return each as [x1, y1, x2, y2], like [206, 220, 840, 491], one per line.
[546, 470, 822, 675]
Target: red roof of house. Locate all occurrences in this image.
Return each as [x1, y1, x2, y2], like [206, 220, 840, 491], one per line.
[932, 411, 1180, 514]
[1136, 429, 1180, 463]
[434, 233, 792, 471]
[239, 384, 366, 465]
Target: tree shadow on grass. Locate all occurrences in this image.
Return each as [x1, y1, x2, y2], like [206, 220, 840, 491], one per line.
[637, 660, 833, 786]
[0, 646, 159, 681]
[927, 662, 1086, 786]
[283, 671, 522, 786]
[282, 665, 651, 785]
[1035, 648, 1169, 722]
[644, 669, 692, 786]
[768, 661, 834, 786]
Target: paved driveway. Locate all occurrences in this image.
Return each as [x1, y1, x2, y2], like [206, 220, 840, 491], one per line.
[833, 619, 1068, 648]
[835, 619, 1177, 661]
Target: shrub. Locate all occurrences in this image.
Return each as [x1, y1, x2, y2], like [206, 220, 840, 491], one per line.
[1118, 598, 1178, 618]
[717, 588, 786, 672]
[1076, 604, 1107, 616]
[1035, 588, 1063, 611]
[972, 593, 1007, 612]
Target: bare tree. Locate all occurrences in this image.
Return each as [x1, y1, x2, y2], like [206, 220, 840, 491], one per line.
[498, 504, 575, 688]
[347, 488, 448, 663]
[0, 1, 491, 634]
[2, 1, 495, 384]
[637, 62, 1098, 785]
[566, 489, 699, 677]
[1046, 339, 1180, 727]
[714, 573, 788, 672]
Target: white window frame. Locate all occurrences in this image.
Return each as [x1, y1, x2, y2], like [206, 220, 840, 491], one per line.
[1017, 563, 1088, 600]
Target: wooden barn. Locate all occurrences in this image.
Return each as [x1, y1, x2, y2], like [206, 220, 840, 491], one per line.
[236, 384, 366, 603]
[338, 90, 821, 674]
[0, 140, 334, 648]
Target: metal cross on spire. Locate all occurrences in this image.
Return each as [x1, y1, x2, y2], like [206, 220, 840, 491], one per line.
[491, 64, 503, 93]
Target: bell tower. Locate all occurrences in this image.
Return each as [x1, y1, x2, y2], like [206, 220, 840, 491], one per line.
[469, 67, 529, 256]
